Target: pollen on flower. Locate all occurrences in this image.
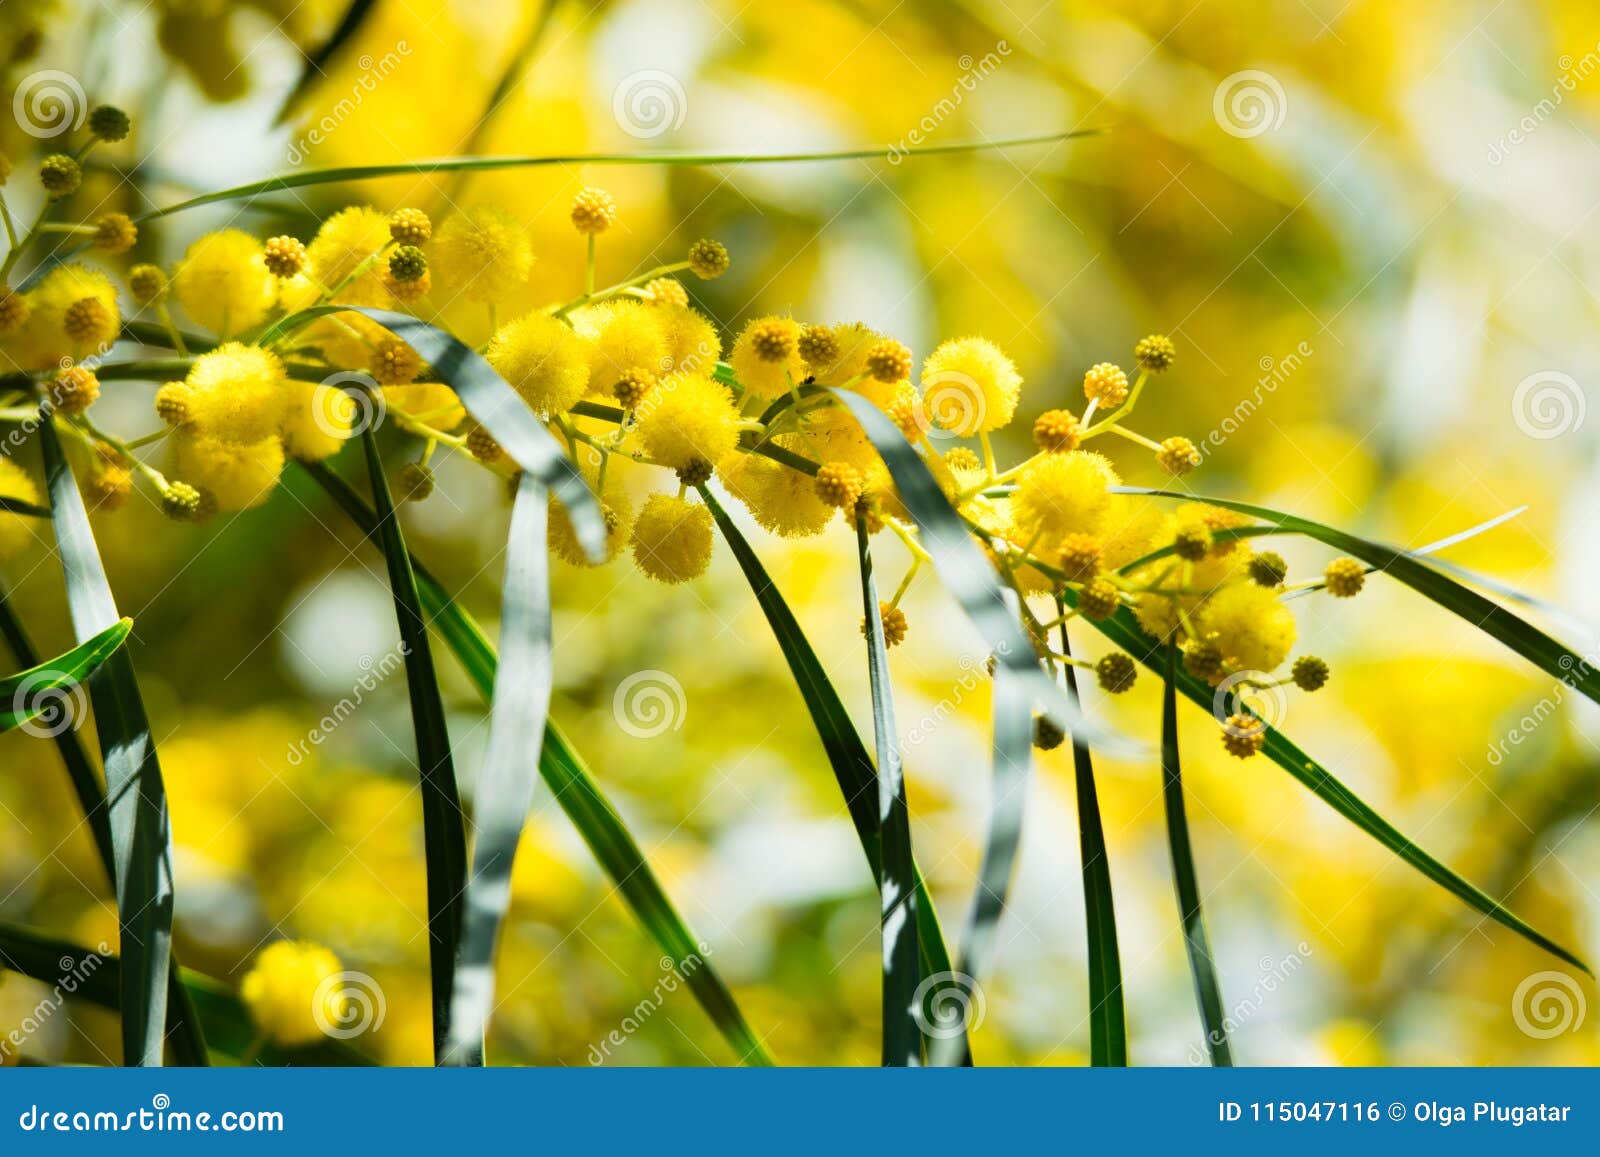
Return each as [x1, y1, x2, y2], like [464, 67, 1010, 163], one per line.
[1156, 435, 1201, 475]
[1196, 581, 1296, 673]
[1324, 557, 1365, 597]
[634, 374, 740, 471]
[612, 366, 657, 409]
[676, 458, 714, 487]
[748, 317, 798, 362]
[862, 601, 908, 647]
[1033, 409, 1081, 453]
[1222, 715, 1267, 758]
[922, 337, 1022, 436]
[465, 425, 503, 464]
[487, 311, 590, 414]
[1292, 655, 1329, 691]
[160, 480, 205, 522]
[263, 236, 308, 278]
[632, 492, 714, 582]
[1083, 362, 1129, 406]
[430, 206, 533, 303]
[814, 461, 864, 510]
[388, 245, 427, 284]
[1096, 652, 1137, 693]
[174, 230, 277, 336]
[865, 338, 912, 384]
[0, 287, 28, 333]
[371, 338, 423, 386]
[1134, 333, 1177, 372]
[1010, 451, 1119, 545]
[1058, 532, 1102, 582]
[48, 365, 99, 415]
[944, 447, 981, 471]
[1248, 551, 1288, 588]
[128, 264, 167, 305]
[91, 462, 133, 509]
[173, 430, 285, 511]
[1077, 577, 1120, 620]
[388, 208, 433, 246]
[92, 213, 137, 255]
[155, 382, 192, 426]
[570, 187, 618, 234]
[687, 238, 729, 279]
[643, 277, 688, 307]
[729, 316, 804, 400]
[182, 342, 289, 445]
[39, 153, 80, 198]
[797, 324, 839, 370]
[63, 297, 115, 347]
[1173, 525, 1212, 561]
[1182, 640, 1225, 682]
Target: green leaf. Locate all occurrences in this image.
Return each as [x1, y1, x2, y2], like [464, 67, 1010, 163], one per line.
[1058, 619, 1127, 1066]
[358, 426, 469, 1063]
[37, 414, 177, 1067]
[0, 925, 368, 1066]
[1118, 488, 1600, 708]
[0, 616, 129, 732]
[927, 651, 1031, 1069]
[0, 494, 50, 518]
[442, 473, 553, 1066]
[273, 0, 379, 126]
[855, 513, 921, 1066]
[701, 485, 969, 1061]
[1077, 597, 1591, 975]
[137, 131, 1097, 222]
[826, 389, 1140, 758]
[300, 461, 772, 1064]
[1159, 645, 1232, 1065]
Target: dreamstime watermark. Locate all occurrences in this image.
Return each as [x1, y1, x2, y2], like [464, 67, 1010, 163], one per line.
[12, 69, 85, 138]
[612, 70, 687, 140]
[1511, 370, 1585, 440]
[911, 970, 985, 1039]
[285, 43, 412, 165]
[285, 642, 411, 766]
[312, 971, 386, 1039]
[1213, 70, 1287, 139]
[612, 670, 686, 739]
[1212, 669, 1289, 736]
[1487, 46, 1600, 165]
[1511, 970, 1586, 1039]
[1185, 942, 1312, 1064]
[1486, 649, 1597, 766]
[887, 43, 1012, 163]
[1196, 341, 1313, 458]
[901, 648, 999, 752]
[586, 946, 712, 1064]
[0, 944, 109, 1063]
[314, 370, 386, 440]
[10, 665, 88, 739]
[914, 369, 984, 441]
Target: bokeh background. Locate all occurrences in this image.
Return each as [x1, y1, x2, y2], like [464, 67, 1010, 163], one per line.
[3, 0, 1600, 1065]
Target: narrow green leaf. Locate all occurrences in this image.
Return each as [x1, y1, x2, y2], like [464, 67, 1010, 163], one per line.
[0, 616, 129, 732]
[1078, 597, 1591, 975]
[1159, 645, 1232, 1066]
[928, 655, 1031, 1068]
[0, 925, 368, 1066]
[137, 131, 1097, 222]
[1119, 488, 1600, 708]
[37, 414, 176, 1067]
[0, 584, 209, 1067]
[826, 389, 1140, 758]
[701, 485, 969, 1061]
[300, 461, 772, 1064]
[855, 513, 921, 1066]
[274, 0, 379, 126]
[1059, 619, 1127, 1066]
[0, 494, 50, 518]
[358, 426, 468, 1063]
[442, 473, 552, 1066]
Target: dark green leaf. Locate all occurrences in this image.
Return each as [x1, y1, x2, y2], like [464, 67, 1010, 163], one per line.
[274, 0, 379, 126]
[701, 484, 968, 1060]
[0, 494, 50, 518]
[38, 414, 177, 1067]
[1159, 644, 1232, 1065]
[300, 461, 772, 1064]
[442, 473, 552, 1066]
[0, 616, 129, 732]
[1059, 619, 1127, 1066]
[855, 513, 920, 1066]
[0, 925, 368, 1066]
[358, 426, 469, 1063]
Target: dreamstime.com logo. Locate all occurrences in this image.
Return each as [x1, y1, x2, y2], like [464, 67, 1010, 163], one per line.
[1511, 971, 1586, 1039]
[1211, 670, 1288, 736]
[612, 70, 687, 140]
[10, 668, 87, 739]
[1511, 371, 1586, 439]
[914, 370, 984, 441]
[13, 69, 86, 138]
[911, 971, 986, 1040]
[1213, 70, 1287, 139]
[312, 971, 387, 1039]
[613, 670, 687, 738]
[315, 370, 386, 440]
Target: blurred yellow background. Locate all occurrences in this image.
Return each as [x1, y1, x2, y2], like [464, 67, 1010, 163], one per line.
[2, 0, 1599, 1065]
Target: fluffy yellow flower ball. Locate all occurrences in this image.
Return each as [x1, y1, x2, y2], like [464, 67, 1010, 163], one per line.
[633, 374, 739, 472]
[729, 316, 805, 400]
[0, 459, 41, 560]
[5, 264, 120, 369]
[183, 343, 288, 445]
[656, 304, 721, 377]
[631, 492, 714, 583]
[431, 206, 533, 303]
[920, 337, 1022, 436]
[173, 230, 277, 336]
[306, 206, 392, 307]
[1009, 450, 1118, 545]
[174, 430, 285, 511]
[280, 381, 355, 461]
[487, 312, 589, 414]
[550, 468, 633, 566]
[721, 438, 835, 538]
[571, 300, 667, 395]
[240, 940, 347, 1048]
[1195, 582, 1297, 673]
[807, 322, 880, 387]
